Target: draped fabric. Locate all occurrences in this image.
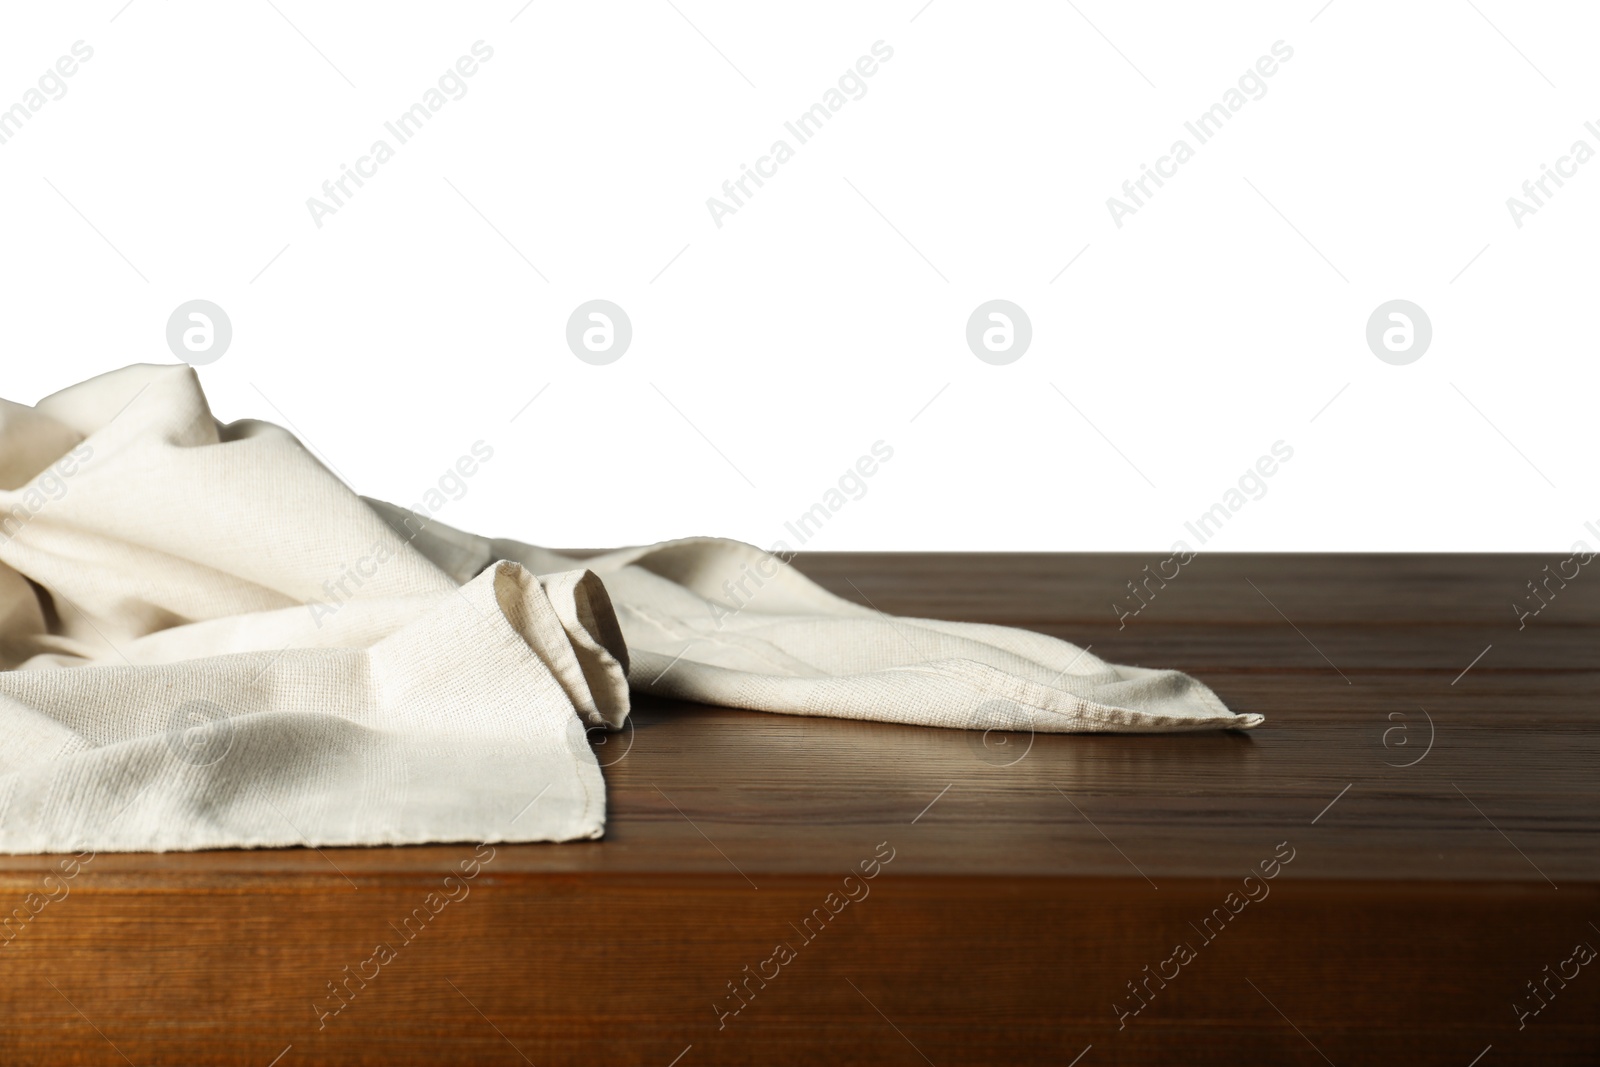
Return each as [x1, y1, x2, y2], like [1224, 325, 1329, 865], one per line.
[0, 365, 1258, 853]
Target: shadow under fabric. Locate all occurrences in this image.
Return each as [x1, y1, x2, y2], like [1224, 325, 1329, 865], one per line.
[0, 365, 1260, 853]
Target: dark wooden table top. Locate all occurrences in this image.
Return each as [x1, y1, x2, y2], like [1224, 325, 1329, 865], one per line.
[3, 553, 1596, 1065]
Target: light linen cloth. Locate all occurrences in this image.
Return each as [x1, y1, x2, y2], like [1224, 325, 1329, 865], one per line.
[0, 365, 1259, 853]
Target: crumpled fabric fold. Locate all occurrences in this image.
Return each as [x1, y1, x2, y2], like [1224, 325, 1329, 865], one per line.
[0, 365, 1258, 853]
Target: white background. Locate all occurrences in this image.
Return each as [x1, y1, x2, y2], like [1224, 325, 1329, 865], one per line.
[2, 1, 1594, 552]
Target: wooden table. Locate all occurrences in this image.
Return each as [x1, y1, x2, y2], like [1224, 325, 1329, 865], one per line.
[2, 554, 1596, 1065]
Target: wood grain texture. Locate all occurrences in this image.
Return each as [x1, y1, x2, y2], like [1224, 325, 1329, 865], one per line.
[2, 553, 1596, 1065]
